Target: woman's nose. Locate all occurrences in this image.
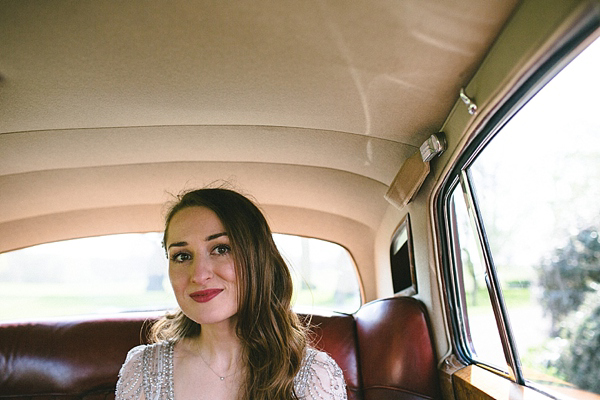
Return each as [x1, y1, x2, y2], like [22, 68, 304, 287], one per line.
[191, 256, 213, 283]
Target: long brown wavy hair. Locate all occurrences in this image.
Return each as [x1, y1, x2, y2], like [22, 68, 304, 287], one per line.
[150, 187, 307, 399]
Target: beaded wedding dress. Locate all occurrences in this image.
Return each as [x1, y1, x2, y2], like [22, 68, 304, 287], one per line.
[116, 341, 347, 400]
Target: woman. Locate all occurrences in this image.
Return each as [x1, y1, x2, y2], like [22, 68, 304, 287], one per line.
[116, 188, 347, 400]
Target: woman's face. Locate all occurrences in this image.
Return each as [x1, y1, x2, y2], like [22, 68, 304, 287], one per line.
[165, 206, 238, 326]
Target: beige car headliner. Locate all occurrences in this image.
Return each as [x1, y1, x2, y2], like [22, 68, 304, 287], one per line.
[0, 1, 520, 295]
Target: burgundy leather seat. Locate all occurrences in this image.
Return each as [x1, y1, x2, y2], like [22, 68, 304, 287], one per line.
[354, 298, 440, 400]
[0, 297, 439, 399]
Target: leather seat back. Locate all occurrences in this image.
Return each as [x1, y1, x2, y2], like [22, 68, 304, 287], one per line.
[355, 297, 440, 400]
[0, 298, 439, 400]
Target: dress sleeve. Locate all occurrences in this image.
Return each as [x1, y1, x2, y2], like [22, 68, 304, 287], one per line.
[295, 349, 348, 400]
[115, 345, 146, 400]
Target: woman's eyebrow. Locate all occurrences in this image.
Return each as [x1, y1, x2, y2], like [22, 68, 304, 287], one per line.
[167, 241, 187, 250]
[205, 232, 227, 241]
[166, 233, 227, 249]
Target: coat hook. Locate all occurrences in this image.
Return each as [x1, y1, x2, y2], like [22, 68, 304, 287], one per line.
[459, 88, 477, 115]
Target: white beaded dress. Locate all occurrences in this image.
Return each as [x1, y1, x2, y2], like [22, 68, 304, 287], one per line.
[116, 341, 348, 400]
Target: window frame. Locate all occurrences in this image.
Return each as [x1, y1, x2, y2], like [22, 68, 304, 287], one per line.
[435, 13, 600, 395]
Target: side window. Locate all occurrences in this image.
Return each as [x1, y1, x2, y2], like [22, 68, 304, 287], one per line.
[447, 36, 600, 397]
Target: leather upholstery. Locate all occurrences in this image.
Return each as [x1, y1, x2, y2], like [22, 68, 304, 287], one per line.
[0, 316, 153, 398]
[355, 298, 440, 400]
[0, 298, 439, 399]
[304, 314, 362, 400]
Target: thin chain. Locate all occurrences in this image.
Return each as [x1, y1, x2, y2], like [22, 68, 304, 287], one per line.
[197, 350, 238, 381]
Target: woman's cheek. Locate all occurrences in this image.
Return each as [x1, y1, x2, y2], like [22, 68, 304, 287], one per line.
[224, 264, 236, 282]
[168, 266, 186, 291]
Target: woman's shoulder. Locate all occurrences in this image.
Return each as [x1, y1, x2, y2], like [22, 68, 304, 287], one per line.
[302, 347, 343, 372]
[294, 347, 347, 399]
[115, 341, 174, 400]
[121, 341, 172, 365]
[116, 345, 146, 399]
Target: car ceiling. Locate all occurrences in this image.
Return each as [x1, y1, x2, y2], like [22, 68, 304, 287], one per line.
[0, 1, 520, 294]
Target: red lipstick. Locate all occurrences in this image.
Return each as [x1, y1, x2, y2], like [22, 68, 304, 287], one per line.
[190, 289, 223, 303]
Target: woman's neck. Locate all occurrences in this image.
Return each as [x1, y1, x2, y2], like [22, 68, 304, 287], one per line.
[173, 320, 245, 399]
[182, 319, 243, 375]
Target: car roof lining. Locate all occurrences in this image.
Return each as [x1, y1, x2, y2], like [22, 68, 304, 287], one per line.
[0, 1, 518, 142]
[0, 0, 522, 301]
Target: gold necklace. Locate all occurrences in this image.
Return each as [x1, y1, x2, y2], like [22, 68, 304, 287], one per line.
[197, 351, 238, 381]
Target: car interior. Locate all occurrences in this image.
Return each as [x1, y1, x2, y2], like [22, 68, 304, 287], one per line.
[1, 0, 599, 399]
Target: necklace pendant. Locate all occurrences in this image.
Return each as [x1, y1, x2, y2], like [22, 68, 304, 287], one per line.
[220, 376, 225, 381]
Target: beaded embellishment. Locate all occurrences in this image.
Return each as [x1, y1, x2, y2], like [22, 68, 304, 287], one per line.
[116, 342, 347, 399]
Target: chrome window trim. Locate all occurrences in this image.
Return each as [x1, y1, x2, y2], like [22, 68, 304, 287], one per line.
[458, 169, 523, 384]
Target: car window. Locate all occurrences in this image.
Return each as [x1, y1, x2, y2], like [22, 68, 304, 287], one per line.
[447, 36, 600, 397]
[274, 234, 361, 314]
[450, 189, 507, 370]
[0, 233, 361, 321]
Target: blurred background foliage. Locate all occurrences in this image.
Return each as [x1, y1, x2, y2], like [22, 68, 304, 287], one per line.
[537, 226, 600, 394]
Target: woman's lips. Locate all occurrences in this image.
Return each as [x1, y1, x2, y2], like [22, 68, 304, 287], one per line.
[189, 289, 223, 303]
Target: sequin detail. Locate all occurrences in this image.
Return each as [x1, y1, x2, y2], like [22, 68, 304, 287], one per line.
[116, 341, 175, 400]
[294, 348, 348, 400]
[115, 342, 346, 399]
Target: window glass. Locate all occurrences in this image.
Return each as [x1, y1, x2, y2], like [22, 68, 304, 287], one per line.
[0, 233, 361, 321]
[0, 233, 173, 321]
[274, 234, 361, 314]
[450, 189, 506, 370]
[452, 37, 600, 396]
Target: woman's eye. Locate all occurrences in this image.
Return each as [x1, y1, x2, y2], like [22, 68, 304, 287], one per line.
[212, 244, 231, 256]
[171, 252, 192, 263]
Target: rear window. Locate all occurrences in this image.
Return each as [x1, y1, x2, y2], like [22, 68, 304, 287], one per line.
[0, 233, 361, 321]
